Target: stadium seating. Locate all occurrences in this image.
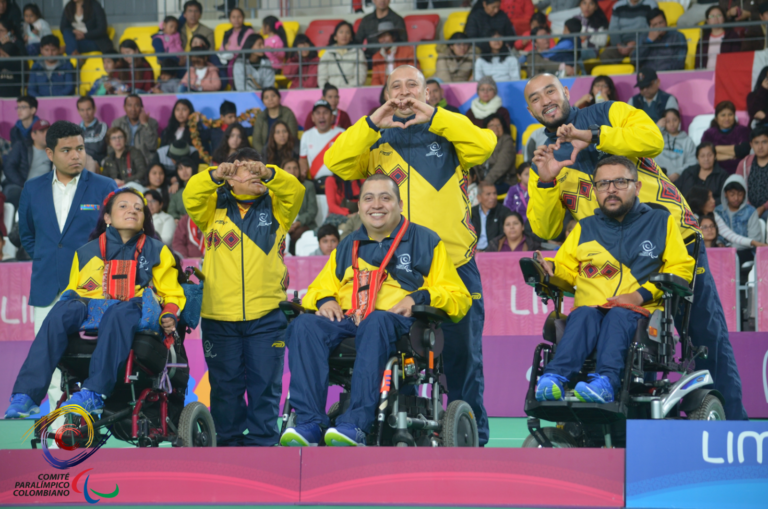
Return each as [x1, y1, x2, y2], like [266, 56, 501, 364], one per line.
[78, 54, 105, 95]
[522, 123, 544, 149]
[658, 2, 685, 27]
[417, 43, 438, 78]
[119, 26, 158, 54]
[443, 11, 469, 40]
[404, 14, 439, 42]
[688, 114, 715, 145]
[306, 19, 343, 48]
[591, 63, 635, 75]
[599, 0, 617, 22]
[680, 27, 701, 70]
[353, 18, 363, 36]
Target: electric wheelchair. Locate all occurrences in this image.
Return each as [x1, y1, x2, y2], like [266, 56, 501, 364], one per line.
[32, 267, 215, 449]
[521, 234, 726, 448]
[278, 293, 479, 447]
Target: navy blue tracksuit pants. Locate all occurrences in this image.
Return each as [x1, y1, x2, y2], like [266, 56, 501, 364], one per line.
[544, 306, 644, 391]
[442, 258, 489, 445]
[679, 244, 747, 420]
[200, 309, 287, 447]
[286, 311, 414, 433]
[14, 299, 142, 403]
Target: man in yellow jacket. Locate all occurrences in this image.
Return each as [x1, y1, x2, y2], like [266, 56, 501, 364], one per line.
[534, 156, 694, 403]
[183, 148, 305, 446]
[280, 174, 471, 447]
[324, 65, 496, 444]
[525, 73, 746, 419]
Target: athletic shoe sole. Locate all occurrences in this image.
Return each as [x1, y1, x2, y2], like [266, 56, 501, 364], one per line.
[324, 428, 363, 447]
[279, 429, 317, 447]
[4, 406, 40, 419]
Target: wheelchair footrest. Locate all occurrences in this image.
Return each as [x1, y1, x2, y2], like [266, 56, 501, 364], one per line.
[525, 399, 628, 424]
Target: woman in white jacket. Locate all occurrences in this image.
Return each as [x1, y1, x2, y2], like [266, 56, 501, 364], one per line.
[146, 190, 177, 246]
[474, 30, 520, 83]
[317, 21, 367, 88]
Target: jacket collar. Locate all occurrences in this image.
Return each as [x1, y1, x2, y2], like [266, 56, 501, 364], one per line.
[105, 225, 143, 249]
[350, 215, 408, 242]
[593, 197, 649, 227]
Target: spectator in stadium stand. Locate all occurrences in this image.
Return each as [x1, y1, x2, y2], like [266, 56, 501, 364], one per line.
[0, 42, 23, 98]
[217, 8, 254, 80]
[283, 34, 319, 89]
[159, 98, 210, 154]
[28, 35, 75, 97]
[300, 100, 346, 182]
[0, 17, 22, 56]
[575, 0, 609, 60]
[189, 34, 227, 86]
[472, 181, 513, 252]
[233, 34, 276, 91]
[736, 126, 768, 219]
[317, 21, 367, 88]
[715, 175, 764, 264]
[599, 0, 657, 65]
[699, 213, 724, 248]
[574, 75, 618, 109]
[520, 26, 561, 75]
[472, 113, 517, 194]
[264, 121, 300, 166]
[686, 185, 767, 250]
[434, 32, 475, 83]
[675, 142, 730, 205]
[524, 72, 747, 419]
[324, 175, 364, 227]
[466, 0, 516, 41]
[209, 100, 238, 154]
[118, 39, 155, 93]
[145, 189, 175, 246]
[281, 158, 317, 255]
[60, 0, 114, 55]
[503, 162, 531, 222]
[426, 79, 459, 113]
[628, 67, 679, 124]
[702, 100, 751, 174]
[262, 15, 287, 71]
[741, 3, 768, 51]
[370, 22, 418, 86]
[466, 76, 511, 128]
[167, 156, 197, 220]
[179, 47, 222, 92]
[304, 84, 352, 130]
[15, 121, 116, 417]
[681, 0, 763, 29]
[151, 15, 183, 62]
[252, 87, 299, 150]
[156, 139, 199, 173]
[1, 119, 52, 209]
[179, 0, 214, 51]
[10, 95, 38, 143]
[143, 164, 172, 212]
[101, 126, 148, 187]
[487, 211, 537, 251]
[747, 66, 768, 127]
[655, 108, 696, 182]
[76, 96, 107, 165]
[308, 223, 339, 256]
[172, 214, 203, 258]
[500, 0, 536, 36]
[0, 0, 22, 43]
[474, 29, 521, 82]
[696, 6, 742, 70]
[635, 8, 687, 71]
[530, 18, 583, 75]
[183, 148, 304, 447]
[355, 0, 407, 62]
[514, 11, 551, 52]
[88, 56, 130, 96]
[211, 123, 250, 165]
[112, 94, 160, 163]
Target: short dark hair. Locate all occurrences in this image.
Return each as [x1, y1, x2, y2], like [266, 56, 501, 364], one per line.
[322, 83, 339, 95]
[163, 15, 178, 25]
[23, 3, 42, 18]
[77, 96, 95, 108]
[45, 121, 84, 151]
[426, 78, 440, 87]
[226, 147, 262, 163]
[220, 100, 237, 116]
[751, 125, 768, 141]
[317, 223, 340, 242]
[160, 60, 176, 76]
[530, 11, 548, 26]
[261, 86, 280, 101]
[696, 141, 716, 158]
[360, 173, 401, 201]
[646, 7, 666, 23]
[18, 95, 37, 109]
[724, 181, 746, 194]
[594, 155, 638, 180]
[564, 17, 582, 35]
[145, 189, 164, 205]
[516, 162, 531, 176]
[183, 0, 202, 13]
[124, 93, 143, 107]
[663, 108, 681, 121]
[40, 34, 59, 48]
[478, 180, 497, 192]
[685, 186, 712, 216]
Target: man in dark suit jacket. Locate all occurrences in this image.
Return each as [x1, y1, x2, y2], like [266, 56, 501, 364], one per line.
[471, 181, 512, 252]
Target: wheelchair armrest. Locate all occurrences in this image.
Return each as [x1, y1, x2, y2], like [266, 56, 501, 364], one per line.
[519, 257, 576, 297]
[651, 273, 692, 298]
[279, 300, 305, 319]
[412, 305, 449, 324]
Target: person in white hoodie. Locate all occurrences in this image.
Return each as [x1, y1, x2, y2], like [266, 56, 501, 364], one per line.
[656, 108, 696, 182]
[474, 29, 520, 83]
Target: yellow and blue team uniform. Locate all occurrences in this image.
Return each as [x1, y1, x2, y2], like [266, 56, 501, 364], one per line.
[183, 165, 305, 446]
[12, 227, 186, 406]
[286, 216, 471, 437]
[325, 107, 496, 444]
[529, 101, 746, 418]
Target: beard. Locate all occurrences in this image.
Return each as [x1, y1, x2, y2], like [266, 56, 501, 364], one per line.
[535, 100, 572, 131]
[600, 195, 634, 219]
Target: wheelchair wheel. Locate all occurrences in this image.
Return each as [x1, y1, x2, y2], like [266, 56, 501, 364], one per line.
[178, 402, 216, 447]
[687, 394, 726, 421]
[522, 427, 577, 448]
[441, 400, 479, 447]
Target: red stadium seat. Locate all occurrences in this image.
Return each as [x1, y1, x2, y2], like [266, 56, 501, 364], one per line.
[306, 19, 344, 48]
[599, 0, 617, 22]
[354, 18, 363, 36]
[404, 14, 439, 42]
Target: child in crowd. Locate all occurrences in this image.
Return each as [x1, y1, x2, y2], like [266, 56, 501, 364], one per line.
[167, 156, 198, 220]
[88, 56, 128, 95]
[515, 12, 551, 52]
[209, 100, 239, 154]
[22, 3, 51, 56]
[656, 108, 696, 182]
[262, 15, 287, 70]
[152, 16, 183, 55]
[304, 83, 351, 130]
[218, 7, 254, 80]
[503, 162, 530, 223]
[151, 61, 181, 94]
[541, 18, 582, 75]
[283, 34, 319, 89]
[310, 224, 340, 256]
[714, 175, 763, 263]
[474, 29, 520, 83]
[179, 48, 222, 92]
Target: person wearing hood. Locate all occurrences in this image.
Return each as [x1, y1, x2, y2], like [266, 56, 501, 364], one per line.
[466, 76, 511, 128]
[675, 142, 729, 206]
[714, 174, 764, 262]
[655, 108, 696, 182]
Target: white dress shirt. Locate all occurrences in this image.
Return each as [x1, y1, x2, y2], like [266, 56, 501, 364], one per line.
[52, 169, 81, 233]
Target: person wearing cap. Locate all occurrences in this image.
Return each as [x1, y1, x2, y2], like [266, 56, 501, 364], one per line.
[1, 118, 52, 209]
[628, 67, 679, 125]
[370, 21, 417, 86]
[523, 72, 748, 421]
[635, 8, 687, 72]
[324, 65, 497, 445]
[299, 100, 346, 182]
[355, 0, 406, 62]
[111, 94, 160, 163]
[426, 79, 460, 114]
[156, 139, 199, 174]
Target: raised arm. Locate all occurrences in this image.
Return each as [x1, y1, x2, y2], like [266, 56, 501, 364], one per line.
[264, 165, 306, 232]
[182, 168, 223, 230]
[324, 117, 380, 181]
[597, 101, 664, 159]
[428, 107, 496, 170]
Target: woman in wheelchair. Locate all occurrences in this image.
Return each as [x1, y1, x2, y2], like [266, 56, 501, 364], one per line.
[5, 188, 186, 419]
[533, 156, 695, 404]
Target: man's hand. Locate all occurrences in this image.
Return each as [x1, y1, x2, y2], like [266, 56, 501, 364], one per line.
[755, 111, 766, 120]
[399, 98, 435, 128]
[318, 300, 344, 322]
[73, 29, 85, 40]
[139, 108, 150, 125]
[534, 251, 554, 276]
[211, 162, 237, 181]
[235, 159, 271, 182]
[369, 99, 409, 129]
[607, 291, 644, 307]
[388, 295, 415, 317]
[161, 316, 176, 335]
[577, 93, 593, 106]
[555, 124, 591, 146]
[657, 116, 667, 129]
[532, 143, 583, 183]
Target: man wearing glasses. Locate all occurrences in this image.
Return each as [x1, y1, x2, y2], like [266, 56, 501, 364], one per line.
[532, 155, 694, 403]
[524, 73, 747, 420]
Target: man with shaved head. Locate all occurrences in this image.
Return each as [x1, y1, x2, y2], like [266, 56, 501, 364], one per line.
[325, 65, 496, 445]
[523, 72, 747, 421]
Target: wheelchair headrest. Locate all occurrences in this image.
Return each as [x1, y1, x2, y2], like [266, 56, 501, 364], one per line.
[407, 320, 444, 359]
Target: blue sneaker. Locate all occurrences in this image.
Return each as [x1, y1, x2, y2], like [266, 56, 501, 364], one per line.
[535, 374, 568, 401]
[324, 423, 366, 447]
[67, 389, 104, 415]
[280, 422, 323, 447]
[574, 374, 615, 403]
[5, 394, 40, 419]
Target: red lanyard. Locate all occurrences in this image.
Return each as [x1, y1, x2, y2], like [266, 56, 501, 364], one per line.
[125, 151, 132, 178]
[99, 231, 146, 301]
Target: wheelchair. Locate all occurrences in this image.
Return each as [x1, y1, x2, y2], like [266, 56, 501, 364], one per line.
[278, 294, 480, 447]
[521, 234, 725, 448]
[32, 267, 215, 449]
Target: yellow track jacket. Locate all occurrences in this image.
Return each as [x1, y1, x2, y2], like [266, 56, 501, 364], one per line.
[324, 107, 497, 267]
[303, 216, 472, 323]
[549, 200, 694, 313]
[183, 166, 305, 321]
[529, 101, 700, 242]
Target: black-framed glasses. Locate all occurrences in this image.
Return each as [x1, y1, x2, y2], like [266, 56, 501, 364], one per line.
[594, 178, 636, 192]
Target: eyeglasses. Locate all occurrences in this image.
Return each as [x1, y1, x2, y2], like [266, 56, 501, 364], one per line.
[110, 136, 125, 141]
[594, 178, 636, 192]
[700, 224, 716, 231]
